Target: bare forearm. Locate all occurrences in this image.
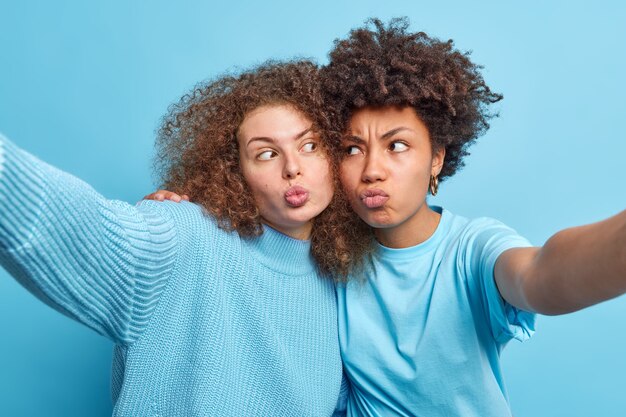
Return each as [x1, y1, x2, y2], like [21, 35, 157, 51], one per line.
[524, 210, 626, 315]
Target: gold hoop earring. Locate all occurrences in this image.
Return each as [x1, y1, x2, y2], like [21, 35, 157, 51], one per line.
[429, 175, 439, 196]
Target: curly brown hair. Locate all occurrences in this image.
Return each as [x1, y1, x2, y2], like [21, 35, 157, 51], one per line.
[321, 17, 503, 181]
[154, 60, 371, 279]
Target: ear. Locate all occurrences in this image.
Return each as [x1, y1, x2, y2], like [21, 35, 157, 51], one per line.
[431, 146, 446, 176]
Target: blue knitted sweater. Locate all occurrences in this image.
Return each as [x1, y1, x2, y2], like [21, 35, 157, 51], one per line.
[0, 135, 345, 416]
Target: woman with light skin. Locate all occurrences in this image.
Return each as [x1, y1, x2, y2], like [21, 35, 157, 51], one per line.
[0, 61, 361, 416]
[152, 18, 626, 417]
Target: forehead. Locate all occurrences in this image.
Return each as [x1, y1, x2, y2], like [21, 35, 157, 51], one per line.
[345, 106, 432, 147]
[238, 104, 313, 141]
[348, 106, 423, 132]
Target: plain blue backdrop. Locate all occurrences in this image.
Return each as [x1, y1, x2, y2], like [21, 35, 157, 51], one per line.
[1, 1, 624, 416]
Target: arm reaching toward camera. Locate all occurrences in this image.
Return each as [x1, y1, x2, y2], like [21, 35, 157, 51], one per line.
[495, 211, 626, 315]
[0, 134, 179, 344]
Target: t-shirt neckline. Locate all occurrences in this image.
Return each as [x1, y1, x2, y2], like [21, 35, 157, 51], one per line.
[374, 206, 451, 260]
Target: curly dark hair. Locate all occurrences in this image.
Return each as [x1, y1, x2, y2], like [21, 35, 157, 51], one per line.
[321, 17, 503, 181]
[154, 60, 371, 279]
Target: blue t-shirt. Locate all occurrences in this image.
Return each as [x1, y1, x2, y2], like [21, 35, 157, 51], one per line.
[337, 207, 535, 417]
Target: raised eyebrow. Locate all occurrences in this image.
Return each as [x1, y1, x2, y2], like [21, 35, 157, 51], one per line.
[295, 127, 314, 140]
[247, 126, 314, 147]
[247, 136, 274, 147]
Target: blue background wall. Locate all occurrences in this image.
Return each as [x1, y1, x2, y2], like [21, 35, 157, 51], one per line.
[1, 1, 624, 416]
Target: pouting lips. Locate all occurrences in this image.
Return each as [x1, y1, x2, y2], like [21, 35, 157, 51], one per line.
[284, 185, 310, 207]
[360, 188, 389, 209]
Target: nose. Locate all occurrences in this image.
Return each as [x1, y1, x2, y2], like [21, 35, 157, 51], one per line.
[282, 154, 302, 179]
[362, 152, 386, 183]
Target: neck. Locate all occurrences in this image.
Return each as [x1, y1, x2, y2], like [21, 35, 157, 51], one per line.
[243, 222, 315, 276]
[374, 204, 441, 248]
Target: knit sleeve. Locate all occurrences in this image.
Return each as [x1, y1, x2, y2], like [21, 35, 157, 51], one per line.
[0, 134, 178, 344]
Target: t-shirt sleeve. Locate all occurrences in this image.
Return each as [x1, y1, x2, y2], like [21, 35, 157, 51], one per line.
[461, 217, 535, 344]
[0, 134, 178, 344]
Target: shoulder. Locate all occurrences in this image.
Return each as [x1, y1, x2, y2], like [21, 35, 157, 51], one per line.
[434, 208, 530, 262]
[135, 200, 207, 226]
[449, 213, 532, 271]
[135, 200, 239, 244]
[462, 216, 529, 246]
[136, 199, 204, 216]
[462, 216, 512, 239]
[441, 208, 522, 247]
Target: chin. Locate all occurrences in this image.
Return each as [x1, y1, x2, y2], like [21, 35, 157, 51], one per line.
[367, 221, 398, 230]
[359, 211, 397, 229]
[282, 211, 317, 227]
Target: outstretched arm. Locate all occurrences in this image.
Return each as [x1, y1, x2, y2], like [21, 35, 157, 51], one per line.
[495, 210, 626, 315]
[0, 134, 178, 343]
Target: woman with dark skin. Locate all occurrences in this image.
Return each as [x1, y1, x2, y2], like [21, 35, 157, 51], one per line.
[322, 18, 626, 417]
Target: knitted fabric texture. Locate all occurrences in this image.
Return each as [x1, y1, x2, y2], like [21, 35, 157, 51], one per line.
[0, 135, 344, 416]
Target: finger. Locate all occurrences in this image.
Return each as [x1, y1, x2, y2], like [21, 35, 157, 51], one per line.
[142, 193, 160, 201]
[181, 194, 190, 201]
[161, 191, 185, 202]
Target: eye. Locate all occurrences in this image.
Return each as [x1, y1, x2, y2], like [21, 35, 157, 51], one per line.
[257, 150, 277, 161]
[301, 142, 318, 153]
[389, 141, 408, 152]
[344, 145, 362, 156]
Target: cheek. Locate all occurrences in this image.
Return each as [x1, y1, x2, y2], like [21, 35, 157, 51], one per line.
[418, 162, 434, 188]
[315, 159, 334, 199]
[241, 166, 258, 193]
[242, 167, 271, 205]
[398, 163, 430, 205]
[339, 162, 357, 191]
[241, 157, 279, 195]
[245, 179, 266, 208]
[240, 158, 256, 187]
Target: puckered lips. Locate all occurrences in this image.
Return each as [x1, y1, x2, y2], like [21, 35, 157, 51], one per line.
[284, 185, 310, 207]
[360, 188, 389, 209]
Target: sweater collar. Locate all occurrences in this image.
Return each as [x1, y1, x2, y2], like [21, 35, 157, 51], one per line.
[242, 224, 316, 276]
